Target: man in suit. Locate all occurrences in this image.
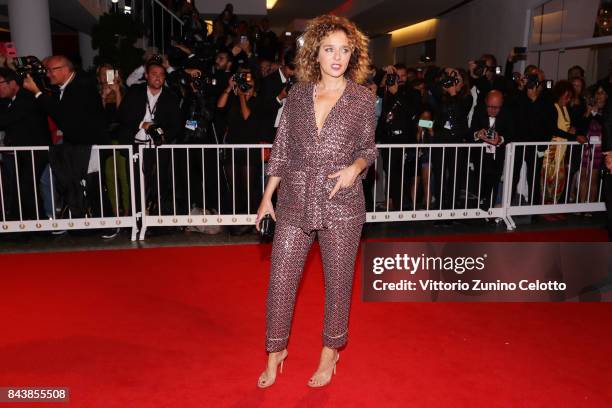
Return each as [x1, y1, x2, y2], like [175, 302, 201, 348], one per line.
[470, 90, 514, 211]
[0, 68, 51, 220]
[258, 50, 295, 143]
[23, 55, 108, 145]
[116, 61, 182, 145]
[116, 61, 182, 215]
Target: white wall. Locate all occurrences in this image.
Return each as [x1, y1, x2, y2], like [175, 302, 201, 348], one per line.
[435, 0, 543, 68]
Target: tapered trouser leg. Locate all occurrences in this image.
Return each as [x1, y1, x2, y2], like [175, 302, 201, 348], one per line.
[265, 220, 363, 352]
[318, 222, 363, 349]
[265, 220, 316, 352]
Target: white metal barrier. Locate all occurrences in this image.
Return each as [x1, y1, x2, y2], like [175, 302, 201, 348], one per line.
[502, 141, 606, 229]
[137, 144, 267, 240]
[366, 143, 508, 226]
[2, 141, 606, 240]
[0, 145, 139, 240]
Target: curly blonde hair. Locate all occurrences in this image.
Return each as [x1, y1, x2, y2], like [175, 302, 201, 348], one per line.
[295, 14, 371, 84]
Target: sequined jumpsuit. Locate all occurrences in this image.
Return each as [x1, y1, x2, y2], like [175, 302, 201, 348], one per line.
[264, 79, 378, 352]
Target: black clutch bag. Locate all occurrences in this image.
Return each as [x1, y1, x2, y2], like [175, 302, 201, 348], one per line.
[259, 214, 275, 242]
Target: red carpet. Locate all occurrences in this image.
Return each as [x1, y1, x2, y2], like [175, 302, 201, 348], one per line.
[1, 228, 611, 407]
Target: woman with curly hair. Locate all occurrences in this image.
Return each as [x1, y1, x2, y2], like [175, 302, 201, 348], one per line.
[254, 14, 377, 388]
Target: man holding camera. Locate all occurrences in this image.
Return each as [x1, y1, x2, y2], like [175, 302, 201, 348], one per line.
[23, 55, 108, 145]
[0, 67, 51, 220]
[117, 61, 181, 146]
[469, 54, 509, 106]
[258, 50, 295, 144]
[471, 90, 513, 212]
[117, 60, 182, 214]
[510, 66, 550, 206]
[376, 63, 421, 210]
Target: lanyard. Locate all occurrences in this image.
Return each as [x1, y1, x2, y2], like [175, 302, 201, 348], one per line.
[147, 95, 158, 120]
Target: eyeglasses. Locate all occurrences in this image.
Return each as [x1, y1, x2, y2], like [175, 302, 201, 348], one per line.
[47, 65, 66, 72]
[0, 80, 9, 85]
[486, 105, 501, 109]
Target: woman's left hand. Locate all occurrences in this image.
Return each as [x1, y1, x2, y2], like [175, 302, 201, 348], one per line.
[327, 164, 360, 199]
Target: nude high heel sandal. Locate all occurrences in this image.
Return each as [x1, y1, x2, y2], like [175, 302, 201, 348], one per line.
[308, 352, 339, 388]
[257, 350, 288, 389]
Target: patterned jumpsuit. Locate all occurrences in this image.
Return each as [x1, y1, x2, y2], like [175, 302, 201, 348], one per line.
[264, 79, 378, 352]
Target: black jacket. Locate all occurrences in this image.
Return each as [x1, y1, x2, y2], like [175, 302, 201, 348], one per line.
[0, 88, 50, 146]
[376, 85, 421, 144]
[513, 92, 550, 146]
[470, 104, 514, 153]
[257, 69, 286, 143]
[36, 72, 108, 145]
[116, 83, 182, 145]
[433, 93, 473, 143]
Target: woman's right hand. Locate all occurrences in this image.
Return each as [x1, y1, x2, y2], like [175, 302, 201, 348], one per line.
[255, 197, 276, 232]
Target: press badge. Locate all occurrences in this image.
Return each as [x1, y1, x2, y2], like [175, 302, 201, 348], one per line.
[185, 120, 198, 130]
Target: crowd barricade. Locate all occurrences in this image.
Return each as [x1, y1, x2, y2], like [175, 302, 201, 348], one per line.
[2, 142, 606, 241]
[502, 141, 606, 229]
[365, 143, 509, 227]
[137, 144, 268, 240]
[0, 145, 139, 240]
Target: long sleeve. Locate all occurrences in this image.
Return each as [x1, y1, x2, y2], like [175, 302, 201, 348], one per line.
[353, 93, 378, 180]
[126, 65, 145, 87]
[265, 90, 291, 178]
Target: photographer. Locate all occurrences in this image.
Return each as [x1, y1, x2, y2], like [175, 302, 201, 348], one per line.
[431, 67, 473, 211]
[376, 63, 421, 210]
[229, 34, 259, 84]
[217, 66, 261, 233]
[0, 67, 51, 220]
[469, 54, 509, 106]
[23, 55, 108, 145]
[116, 61, 182, 214]
[258, 50, 295, 143]
[511, 69, 551, 206]
[470, 90, 513, 212]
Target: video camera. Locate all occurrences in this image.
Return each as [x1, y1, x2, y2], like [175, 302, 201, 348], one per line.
[14, 56, 51, 92]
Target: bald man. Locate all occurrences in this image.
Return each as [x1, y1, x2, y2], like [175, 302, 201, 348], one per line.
[23, 55, 108, 145]
[470, 90, 514, 212]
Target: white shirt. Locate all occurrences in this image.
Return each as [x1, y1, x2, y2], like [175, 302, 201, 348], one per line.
[134, 87, 162, 143]
[58, 72, 75, 100]
[274, 68, 287, 128]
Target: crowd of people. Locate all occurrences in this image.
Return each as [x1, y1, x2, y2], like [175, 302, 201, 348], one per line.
[1, 4, 612, 238]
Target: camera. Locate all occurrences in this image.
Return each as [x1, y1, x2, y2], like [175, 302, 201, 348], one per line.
[525, 74, 540, 89]
[386, 73, 398, 86]
[486, 127, 495, 139]
[437, 71, 459, 88]
[146, 124, 165, 146]
[232, 72, 252, 92]
[15, 56, 51, 92]
[473, 59, 488, 77]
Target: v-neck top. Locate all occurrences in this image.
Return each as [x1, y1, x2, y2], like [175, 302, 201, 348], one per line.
[265, 78, 378, 232]
[313, 80, 348, 139]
